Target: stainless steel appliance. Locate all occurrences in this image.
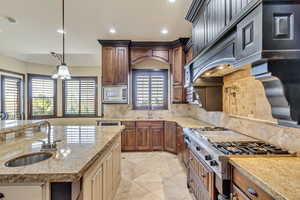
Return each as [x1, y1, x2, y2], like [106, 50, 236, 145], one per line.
[102, 85, 127, 104]
[97, 120, 121, 126]
[183, 127, 290, 200]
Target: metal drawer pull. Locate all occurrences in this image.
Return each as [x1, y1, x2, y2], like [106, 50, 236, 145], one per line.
[247, 187, 258, 196]
[0, 193, 5, 199]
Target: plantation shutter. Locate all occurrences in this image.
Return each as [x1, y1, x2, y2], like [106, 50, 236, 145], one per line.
[133, 70, 168, 110]
[63, 77, 97, 116]
[1, 76, 22, 119]
[29, 75, 56, 118]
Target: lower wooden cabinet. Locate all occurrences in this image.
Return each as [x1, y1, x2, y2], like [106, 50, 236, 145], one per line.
[121, 121, 180, 154]
[231, 167, 273, 200]
[136, 126, 151, 151]
[164, 122, 177, 153]
[121, 127, 137, 151]
[0, 184, 49, 200]
[188, 150, 215, 200]
[82, 136, 121, 200]
[150, 127, 164, 151]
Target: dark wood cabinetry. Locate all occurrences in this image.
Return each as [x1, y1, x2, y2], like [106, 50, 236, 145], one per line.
[150, 122, 164, 151]
[101, 45, 129, 86]
[172, 45, 186, 103]
[188, 149, 215, 200]
[196, 86, 223, 111]
[121, 121, 164, 152]
[164, 122, 177, 154]
[121, 122, 136, 151]
[121, 121, 181, 154]
[231, 166, 273, 200]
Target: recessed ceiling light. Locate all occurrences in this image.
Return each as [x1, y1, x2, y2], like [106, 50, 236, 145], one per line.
[168, 0, 176, 3]
[161, 29, 168, 34]
[109, 28, 116, 34]
[57, 29, 66, 34]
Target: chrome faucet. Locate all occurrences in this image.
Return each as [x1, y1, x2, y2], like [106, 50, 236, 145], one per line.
[39, 121, 60, 151]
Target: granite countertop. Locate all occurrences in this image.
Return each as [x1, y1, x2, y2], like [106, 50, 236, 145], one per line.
[0, 125, 124, 183]
[97, 117, 212, 128]
[0, 120, 47, 135]
[229, 157, 300, 200]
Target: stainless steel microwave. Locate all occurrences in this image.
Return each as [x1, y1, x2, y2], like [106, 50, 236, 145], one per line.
[102, 85, 128, 104]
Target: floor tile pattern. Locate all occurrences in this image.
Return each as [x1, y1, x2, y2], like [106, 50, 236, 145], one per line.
[114, 152, 194, 200]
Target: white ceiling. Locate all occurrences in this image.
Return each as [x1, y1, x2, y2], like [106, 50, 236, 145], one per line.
[0, 0, 193, 66]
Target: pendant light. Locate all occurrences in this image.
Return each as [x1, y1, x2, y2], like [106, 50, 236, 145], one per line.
[52, 0, 71, 80]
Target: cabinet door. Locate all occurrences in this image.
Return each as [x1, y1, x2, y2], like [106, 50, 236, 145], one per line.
[114, 47, 129, 85]
[150, 127, 164, 151]
[122, 128, 137, 151]
[103, 152, 113, 200]
[83, 161, 104, 200]
[136, 127, 151, 151]
[231, 184, 251, 200]
[0, 185, 47, 200]
[173, 86, 185, 103]
[164, 122, 177, 153]
[112, 140, 121, 195]
[172, 46, 184, 86]
[102, 47, 115, 85]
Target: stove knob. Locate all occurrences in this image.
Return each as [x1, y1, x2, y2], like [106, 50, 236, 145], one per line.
[196, 146, 201, 151]
[210, 160, 218, 167]
[205, 155, 212, 161]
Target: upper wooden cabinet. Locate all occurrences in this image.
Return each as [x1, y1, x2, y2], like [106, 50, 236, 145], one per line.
[172, 46, 185, 86]
[101, 45, 129, 85]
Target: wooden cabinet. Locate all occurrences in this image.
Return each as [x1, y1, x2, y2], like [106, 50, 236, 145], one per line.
[112, 140, 121, 194]
[136, 127, 151, 151]
[188, 150, 215, 200]
[172, 46, 185, 86]
[102, 46, 129, 85]
[83, 136, 121, 200]
[150, 122, 164, 151]
[121, 122, 136, 151]
[173, 86, 186, 103]
[231, 167, 273, 200]
[0, 184, 48, 200]
[164, 122, 177, 153]
[197, 86, 223, 111]
[103, 152, 113, 200]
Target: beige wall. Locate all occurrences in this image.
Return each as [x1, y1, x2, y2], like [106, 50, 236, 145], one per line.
[223, 65, 276, 123]
[0, 55, 101, 118]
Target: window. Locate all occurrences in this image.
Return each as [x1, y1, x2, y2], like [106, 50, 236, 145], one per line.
[1, 75, 23, 119]
[132, 69, 168, 110]
[63, 77, 97, 117]
[28, 74, 57, 119]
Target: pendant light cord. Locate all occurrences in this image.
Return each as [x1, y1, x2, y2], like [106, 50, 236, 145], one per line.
[62, 0, 65, 64]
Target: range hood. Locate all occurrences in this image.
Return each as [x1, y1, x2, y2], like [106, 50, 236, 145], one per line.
[184, 0, 300, 127]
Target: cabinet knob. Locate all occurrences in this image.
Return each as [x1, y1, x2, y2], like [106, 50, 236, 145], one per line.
[0, 193, 5, 199]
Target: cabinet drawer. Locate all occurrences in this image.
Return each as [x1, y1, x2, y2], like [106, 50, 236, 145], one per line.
[232, 168, 273, 200]
[122, 121, 135, 128]
[136, 121, 152, 127]
[150, 121, 164, 128]
[231, 184, 250, 200]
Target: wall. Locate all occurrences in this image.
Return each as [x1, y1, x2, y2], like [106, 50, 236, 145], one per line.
[223, 65, 276, 123]
[0, 55, 101, 118]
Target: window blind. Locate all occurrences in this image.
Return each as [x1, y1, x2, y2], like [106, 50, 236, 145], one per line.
[29, 75, 56, 118]
[133, 70, 168, 110]
[1, 76, 22, 119]
[63, 77, 97, 116]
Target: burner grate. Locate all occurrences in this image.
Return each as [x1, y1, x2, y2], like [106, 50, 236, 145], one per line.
[212, 141, 289, 155]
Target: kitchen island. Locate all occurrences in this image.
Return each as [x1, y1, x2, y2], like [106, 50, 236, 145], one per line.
[229, 157, 300, 200]
[0, 125, 124, 200]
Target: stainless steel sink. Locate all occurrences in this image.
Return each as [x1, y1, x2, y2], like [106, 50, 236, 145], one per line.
[5, 152, 52, 167]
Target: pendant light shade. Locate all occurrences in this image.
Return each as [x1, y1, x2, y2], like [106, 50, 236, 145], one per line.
[52, 64, 71, 79]
[52, 0, 71, 80]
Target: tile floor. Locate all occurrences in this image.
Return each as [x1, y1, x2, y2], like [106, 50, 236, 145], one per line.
[113, 152, 194, 200]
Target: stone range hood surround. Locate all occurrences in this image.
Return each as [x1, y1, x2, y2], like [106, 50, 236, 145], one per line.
[184, 0, 300, 127]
